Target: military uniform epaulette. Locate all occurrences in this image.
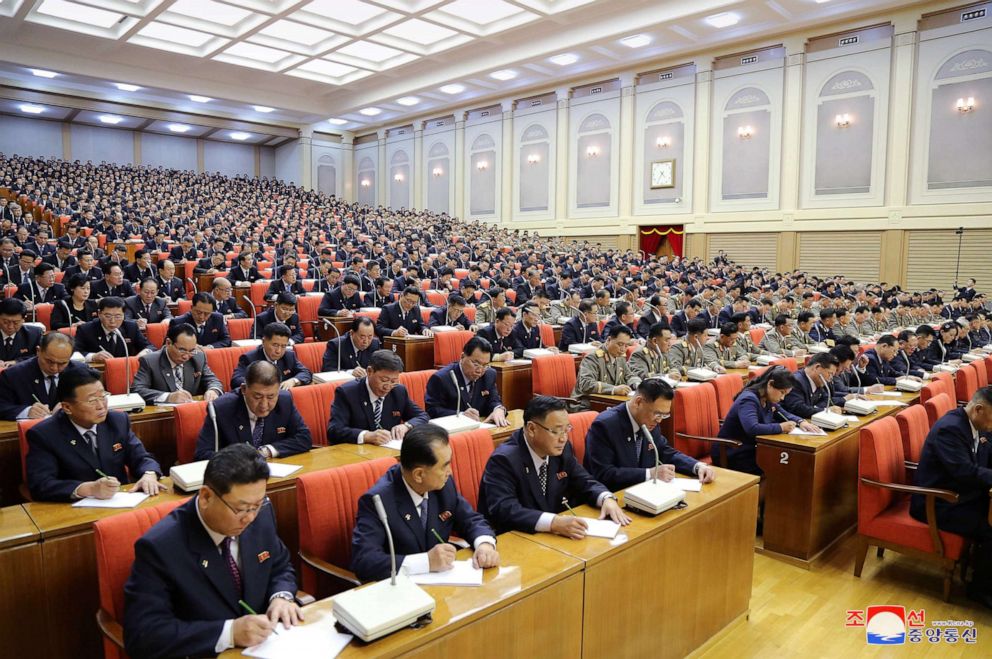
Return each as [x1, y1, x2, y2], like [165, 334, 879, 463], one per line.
[595, 349, 605, 358]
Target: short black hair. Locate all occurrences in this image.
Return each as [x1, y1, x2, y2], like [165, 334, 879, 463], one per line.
[0, 298, 25, 316]
[829, 345, 856, 364]
[368, 348, 404, 372]
[56, 366, 101, 402]
[915, 324, 936, 338]
[274, 291, 297, 306]
[686, 318, 707, 335]
[797, 311, 816, 324]
[245, 360, 280, 387]
[98, 296, 125, 311]
[774, 314, 789, 328]
[719, 322, 739, 337]
[262, 322, 291, 340]
[647, 321, 670, 339]
[399, 423, 449, 470]
[167, 322, 197, 343]
[342, 274, 361, 287]
[463, 335, 492, 356]
[494, 307, 514, 322]
[351, 316, 375, 332]
[807, 352, 839, 369]
[608, 324, 633, 340]
[876, 334, 897, 347]
[636, 378, 675, 402]
[203, 444, 270, 496]
[524, 395, 567, 424]
[192, 292, 216, 308]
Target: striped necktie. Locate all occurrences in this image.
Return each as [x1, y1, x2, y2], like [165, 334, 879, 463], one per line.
[372, 398, 382, 429]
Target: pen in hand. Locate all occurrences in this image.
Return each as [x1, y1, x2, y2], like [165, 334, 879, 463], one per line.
[430, 528, 447, 545]
[239, 599, 280, 635]
[561, 497, 577, 516]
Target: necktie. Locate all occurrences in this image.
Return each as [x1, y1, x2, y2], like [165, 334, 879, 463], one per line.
[46, 375, 56, 402]
[21, 271, 29, 285]
[372, 398, 382, 429]
[418, 498, 429, 532]
[174, 365, 183, 390]
[83, 430, 98, 457]
[251, 417, 264, 448]
[4, 337, 11, 352]
[634, 425, 643, 458]
[107, 333, 116, 347]
[221, 537, 242, 594]
[145, 304, 151, 318]
[538, 461, 548, 496]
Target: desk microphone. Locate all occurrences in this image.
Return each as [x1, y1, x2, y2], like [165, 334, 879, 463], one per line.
[372, 494, 397, 586]
[450, 370, 463, 416]
[207, 400, 219, 454]
[640, 424, 661, 483]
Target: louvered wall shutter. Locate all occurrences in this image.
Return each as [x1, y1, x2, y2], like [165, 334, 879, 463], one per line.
[707, 233, 777, 271]
[905, 229, 992, 292]
[798, 231, 881, 283]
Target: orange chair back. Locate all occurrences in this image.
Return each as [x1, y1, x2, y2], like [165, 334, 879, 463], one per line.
[228, 318, 254, 341]
[923, 392, 955, 427]
[710, 373, 744, 420]
[292, 341, 327, 374]
[532, 354, 577, 398]
[103, 356, 142, 395]
[954, 364, 979, 405]
[434, 330, 473, 368]
[356, 308, 380, 322]
[426, 290, 448, 307]
[448, 429, 494, 511]
[399, 369, 435, 409]
[973, 358, 988, 388]
[174, 401, 208, 464]
[297, 458, 396, 594]
[297, 295, 321, 341]
[249, 281, 269, 308]
[539, 323, 555, 348]
[749, 327, 766, 345]
[177, 299, 192, 315]
[17, 417, 44, 486]
[895, 404, 930, 464]
[419, 307, 432, 324]
[204, 345, 254, 391]
[290, 381, 346, 446]
[858, 417, 905, 530]
[770, 357, 798, 372]
[94, 499, 187, 659]
[672, 385, 720, 460]
[567, 411, 597, 465]
[34, 303, 53, 330]
[145, 321, 169, 348]
[920, 378, 953, 406]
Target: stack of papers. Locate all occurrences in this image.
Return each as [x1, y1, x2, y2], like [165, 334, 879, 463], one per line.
[72, 491, 149, 508]
[243, 619, 352, 659]
[580, 517, 620, 539]
[266, 463, 303, 478]
[668, 478, 703, 492]
[383, 439, 403, 450]
[408, 560, 483, 586]
[789, 427, 828, 437]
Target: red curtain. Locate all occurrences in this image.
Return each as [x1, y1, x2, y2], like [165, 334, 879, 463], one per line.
[639, 231, 663, 256]
[640, 226, 683, 257]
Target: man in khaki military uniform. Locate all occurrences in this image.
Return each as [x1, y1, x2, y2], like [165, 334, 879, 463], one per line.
[702, 323, 747, 370]
[572, 324, 633, 401]
[628, 322, 681, 387]
[731, 313, 768, 359]
[669, 318, 708, 376]
[760, 315, 807, 357]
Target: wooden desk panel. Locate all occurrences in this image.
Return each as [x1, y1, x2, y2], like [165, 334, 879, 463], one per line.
[588, 393, 626, 413]
[0, 507, 44, 658]
[316, 316, 358, 342]
[384, 336, 434, 372]
[490, 361, 532, 412]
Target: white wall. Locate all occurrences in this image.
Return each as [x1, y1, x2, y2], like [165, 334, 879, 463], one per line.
[140, 132, 196, 171]
[259, 145, 276, 179]
[0, 116, 63, 159]
[203, 141, 253, 177]
[275, 141, 301, 185]
[71, 124, 134, 165]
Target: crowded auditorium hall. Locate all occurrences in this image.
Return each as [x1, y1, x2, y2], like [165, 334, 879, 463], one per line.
[0, 0, 991, 657]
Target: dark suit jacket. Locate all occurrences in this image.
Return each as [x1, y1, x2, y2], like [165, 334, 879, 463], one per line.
[424, 363, 502, 418]
[782, 370, 831, 418]
[476, 325, 512, 355]
[321, 334, 380, 372]
[25, 410, 162, 502]
[583, 403, 698, 490]
[0, 357, 87, 420]
[171, 311, 231, 349]
[123, 498, 297, 659]
[264, 279, 305, 300]
[809, 323, 836, 343]
[670, 311, 691, 337]
[63, 265, 104, 282]
[158, 276, 185, 302]
[90, 279, 134, 300]
[428, 306, 470, 330]
[216, 296, 246, 319]
[124, 296, 172, 323]
[327, 378, 429, 444]
[860, 349, 899, 386]
[375, 301, 425, 339]
[508, 321, 542, 358]
[717, 390, 801, 475]
[132, 349, 223, 404]
[0, 325, 43, 362]
[122, 263, 156, 284]
[251, 309, 303, 345]
[74, 319, 150, 358]
[194, 390, 312, 460]
[350, 464, 494, 582]
[479, 429, 609, 534]
[226, 265, 261, 284]
[318, 287, 362, 316]
[230, 345, 312, 389]
[15, 281, 66, 303]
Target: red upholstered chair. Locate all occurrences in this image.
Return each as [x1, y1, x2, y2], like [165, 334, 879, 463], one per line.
[920, 378, 954, 407]
[567, 411, 597, 465]
[854, 417, 967, 601]
[103, 356, 142, 395]
[670, 385, 740, 467]
[710, 374, 744, 422]
[399, 369, 435, 410]
[297, 458, 396, 596]
[448, 429, 494, 511]
[954, 364, 979, 405]
[173, 401, 208, 464]
[923, 392, 955, 428]
[973, 358, 988, 388]
[249, 281, 269, 309]
[145, 321, 169, 349]
[290, 381, 346, 446]
[33, 303, 53, 330]
[356, 308, 380, 323]
[895, 404, 930, 465]
[426, 290, 448, 307]
[204, 345, 253, 391]
[539, 323, 555, 348]
[769, 357, 798, 372]
[227, 318, 254, 341]
[296, 294, 322, 341]
[94, 498, 187, 659]
[177, 299, 192, 315]
[749, 327, 766, 346]
[532, 354, 577, 399]
[433, 329, 473, 368]
[292, 341, 327, 374]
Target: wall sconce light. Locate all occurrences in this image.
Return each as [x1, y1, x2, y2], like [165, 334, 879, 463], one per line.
[956, 96, 975, 113]
[394, 173, 404, 182]
[585, 146, 600, 158]
[656, 136, 671, 148]
[835, 113, 851, 128]
[432, 167, 443, 177]
[360, 180, 370, 188]
[476, 160, 488, 171]
[527, 153, 541, 164]
[737, 125, 753, 140]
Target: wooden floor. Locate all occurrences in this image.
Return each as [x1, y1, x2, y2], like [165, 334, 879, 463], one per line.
[693, 534, 992, 658]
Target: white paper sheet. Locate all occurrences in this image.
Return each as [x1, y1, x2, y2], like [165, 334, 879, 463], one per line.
[580, 517, 620, 539]
[667, 478, 702, 492]
[382, 439, 403, 451]
[506, 359, 532, 365]
[242, 619, 352, 659]
[408, 560, 483, 587]
[873, 391, 904, 397]
[871, 401, 908, 407]
[789, 428, 828, 437]
[266, 463, 303, 478]
[72, 491, 149, 508]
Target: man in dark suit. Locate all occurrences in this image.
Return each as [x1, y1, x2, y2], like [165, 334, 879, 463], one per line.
[226, 253, 262, 284]
[251, 292, 304, 345]
[194, 251, 227, 276]
[584, 378, 716, 491]
[9, 249, 37, 288]
[63, 250, 104, 283]
[74, 296, 152, 363]
[123, 249, 156, 283]
[509, 304, 555, 358]
[132, 323, 224, 405]
[350, 423, 499, 582]
[265, 265, 306, 301]
[427, 294, 473, 330]
[231, 323, 312, 390]
[25, 367, 165, 502]
[327, 349, 429, 445]
[810, 309, 838, 344]
[89, 263, 134, 300]
[42, 242, 76, 272]
[782, 352, 842, 418]
[425, 336, 507, 425]
[171, 292, 231, 349]
[123, 445, 302, 657]
[318, 274, 363, 318]
[558, 301, 602, 350]
[212, 277, 246, 319]
[910, 387, 992, 607]
[15, 262, 66, 306]
[321, 316, 380, 376]
[669, 300, 702, 338]
[0, 332, 85, 420]
[858, 334, 903, 387]
[157, 260, 186, 302]
[476, 307, 515, 362]
[514, 270, 542, 305]
[124, 278, 173, 329]
[478, 396, 630, 536]
[375, 285, 430, 339]
[168, 236, 198, 263]
[195, 361, 312, 460]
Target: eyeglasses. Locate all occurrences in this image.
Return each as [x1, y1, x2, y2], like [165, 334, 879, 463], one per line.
[100, 314, 124, 321]
[217, 494, 270, 519]
[76, 392, 111, 407]
[465, 358, 490, 369]
[171, 345, 198, 356]
[531, 420, 572, 437]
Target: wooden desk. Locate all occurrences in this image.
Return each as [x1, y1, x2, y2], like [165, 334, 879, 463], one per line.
[756, 390, 919, 567]
[220, 533, 584, 659]
[234, 283, 253, 316]
[587, 393, 627, 412]
[316, 316, 357, 342]
[0, 505, 44, 658]
[519, 468, 759, 658]
[384, 335, 435, 372]
[196, 272, 218, 293]
[490, 360, 533, 411]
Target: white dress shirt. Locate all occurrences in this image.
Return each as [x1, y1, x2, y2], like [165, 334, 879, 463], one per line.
[522, 433, 610, 532]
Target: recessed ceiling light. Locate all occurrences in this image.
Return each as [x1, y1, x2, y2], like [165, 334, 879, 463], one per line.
[36, 0, 124, 29]
[134, 22, 218, 48]
[30, 69, 58, 79]
[230, 132, 251, 141]
[619, 34, 652, 49]
[327, 118, 349, 125]
[489, 69, 517, 81]
[396, 96, 420, 106]
[440, 83, 465, 94]
[253, 106, 275, 113]
[19, 104, 45, 114]
[99, 115, 123, 125]
[168, 123, 192, 133]
[705, 12, 740, 28]
[549, 53, 579, 66]
[359, 107, 382, 116]
[114, 83, 141, 92]
[168, 0, 252, 26]
[189, 95, 211, 103]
